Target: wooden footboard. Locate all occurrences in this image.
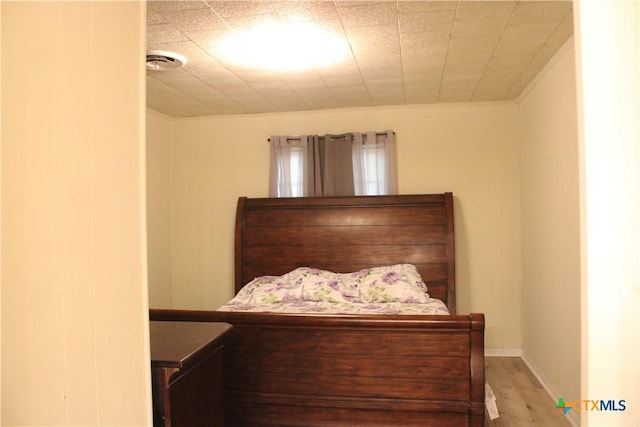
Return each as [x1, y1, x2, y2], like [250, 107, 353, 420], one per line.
[150, 309, 485, 427]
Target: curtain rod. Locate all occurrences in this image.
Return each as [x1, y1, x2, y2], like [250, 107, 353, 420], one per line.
[267, 131, 394, 142]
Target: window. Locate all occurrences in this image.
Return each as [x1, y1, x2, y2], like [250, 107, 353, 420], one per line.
[269, 131, 397, 197]
[285, 146, 305, 197]
[269, 136, 309, 198]
[352, 132, 396, 196]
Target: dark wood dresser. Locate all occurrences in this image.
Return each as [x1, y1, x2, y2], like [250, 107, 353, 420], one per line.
[150, 321, 233, 427]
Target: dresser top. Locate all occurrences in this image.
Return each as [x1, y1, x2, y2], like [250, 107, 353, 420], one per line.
[150, 321, 233, 369]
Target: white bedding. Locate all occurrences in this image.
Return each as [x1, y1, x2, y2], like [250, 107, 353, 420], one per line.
[217, 265, 450, 315]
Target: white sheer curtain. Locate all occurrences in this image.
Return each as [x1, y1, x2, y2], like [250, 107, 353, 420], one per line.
[352, 130, 397, 195]
[269, 135, 309, 197]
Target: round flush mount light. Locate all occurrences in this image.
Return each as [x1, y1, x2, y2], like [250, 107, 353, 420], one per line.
[217, 20, 349, 72]
[146, 50, 187, 71]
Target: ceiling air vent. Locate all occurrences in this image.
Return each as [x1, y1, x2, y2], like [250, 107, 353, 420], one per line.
[146, 50, 187, 71]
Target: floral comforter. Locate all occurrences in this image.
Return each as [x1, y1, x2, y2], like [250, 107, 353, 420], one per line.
[217, 265, 450, 315]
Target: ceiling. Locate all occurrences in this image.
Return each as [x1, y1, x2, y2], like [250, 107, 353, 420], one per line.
[146, 0, 573, 118]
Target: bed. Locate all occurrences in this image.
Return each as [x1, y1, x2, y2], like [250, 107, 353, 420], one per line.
[150, 192, 485, 426]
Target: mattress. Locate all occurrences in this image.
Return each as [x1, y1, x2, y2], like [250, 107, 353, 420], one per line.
[217, 298, 450, 315]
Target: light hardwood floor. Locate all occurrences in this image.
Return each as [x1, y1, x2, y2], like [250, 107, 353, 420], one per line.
[485, 357, 573, 427]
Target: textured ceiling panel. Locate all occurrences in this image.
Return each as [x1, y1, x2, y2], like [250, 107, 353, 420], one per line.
[147, 0, 573, 117]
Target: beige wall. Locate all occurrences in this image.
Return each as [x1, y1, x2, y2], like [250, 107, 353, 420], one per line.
[575, 1, 640, 425]
[147, 110, 173, 308]
[518, 41, 581, 408]
[1, 2, 151, 425]
[0, 3, 3, 422]
[148, 102, 522, 350]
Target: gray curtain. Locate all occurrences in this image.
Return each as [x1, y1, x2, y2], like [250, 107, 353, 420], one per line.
[311, 134, 355, 196]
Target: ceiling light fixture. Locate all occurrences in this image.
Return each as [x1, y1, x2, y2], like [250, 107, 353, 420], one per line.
[217, 20, 349, 72]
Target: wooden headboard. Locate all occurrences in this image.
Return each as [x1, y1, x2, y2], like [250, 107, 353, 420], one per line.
[234, 193, 456, 313]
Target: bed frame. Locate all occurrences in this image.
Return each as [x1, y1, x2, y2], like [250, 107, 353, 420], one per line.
[150, 193, 485, 426]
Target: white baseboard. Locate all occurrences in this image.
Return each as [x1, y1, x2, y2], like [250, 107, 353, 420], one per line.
[485, 348, 523, 357]
[520, 351, 580, 427]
